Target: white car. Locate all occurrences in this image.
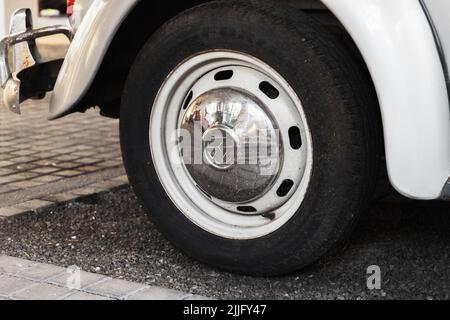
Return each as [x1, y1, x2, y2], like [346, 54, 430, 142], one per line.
[1, 0, 449, 276]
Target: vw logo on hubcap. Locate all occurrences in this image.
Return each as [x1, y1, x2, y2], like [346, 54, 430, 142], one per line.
[203, 126, 238, 171]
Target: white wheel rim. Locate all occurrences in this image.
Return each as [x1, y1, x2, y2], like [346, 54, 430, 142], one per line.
[150, 51, 313, 240]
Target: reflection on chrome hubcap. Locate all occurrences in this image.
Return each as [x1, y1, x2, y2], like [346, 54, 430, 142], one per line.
[181, 88, 281, 203]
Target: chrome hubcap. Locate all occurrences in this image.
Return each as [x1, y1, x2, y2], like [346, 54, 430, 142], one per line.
[181, 88, 281, 203]
[150, 51, 313, 239]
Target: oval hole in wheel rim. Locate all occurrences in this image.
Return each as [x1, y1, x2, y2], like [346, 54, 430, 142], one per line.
[214, 70, 234, 81]
[289, 126, 302, 150]
[259, 81, 280, 99]
[277, 179, 295, 197]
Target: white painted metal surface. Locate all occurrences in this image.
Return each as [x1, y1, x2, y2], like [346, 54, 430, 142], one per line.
[49, 0, 138, 118]
[69, 0, 94, 32]
[423, 0, 450, 79]
[0, 1, 6, 37]
[322, 0, 450, 200]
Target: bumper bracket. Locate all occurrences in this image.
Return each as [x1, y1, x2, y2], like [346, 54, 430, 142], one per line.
[0, 8, 73, 114]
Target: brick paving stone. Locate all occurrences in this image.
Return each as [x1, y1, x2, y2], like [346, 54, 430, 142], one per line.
[76, 158, 101, 165]
[0, 206, 27, 217]
[0, 155, 15, 162]
[0, 275, 35, 296]
[53, 154, 81, 161]
[0, 169, 15, 176]
[13, 172, 40, 180]
[72, 151, 97, 157]
[0, 161, 15, 167]
[0, 176, 20, 184]
[12, 283, 72, 300]
[54, 170, 82, 177]
[0, 256, 204, 300]
[9, 181, 43, 189]
[32, 176, 62, 183]
[71, 187, 105, 196]
[62, 292, 113, 300]
[16, 200, 54, 211]
[78, 165, 100, 172]
[11, 150, 37, 156]
[32, 160, 57, 166]
[125, 287, 189, 300]
[90, 180, 125, 190]
[112, 175, 129, 184]
[40, 193, 79, 203]
[11, 163, 39, 171]
[0, 99, 128, 216]
[53, 162, 82, 169]
[85, 278, 146, 299]
[49, 270, 107, 290]
[13, 157, 39, 163]
[0, 185, 18, 194]
[30, 167, 61, 174]
[98, 160, 123, 168]
[0, 256, 63, 280]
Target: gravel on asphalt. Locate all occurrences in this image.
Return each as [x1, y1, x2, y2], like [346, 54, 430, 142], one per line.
[0, 187, 448, 300]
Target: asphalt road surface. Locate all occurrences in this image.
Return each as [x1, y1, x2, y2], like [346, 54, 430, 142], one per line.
[0, 187, 448, 300]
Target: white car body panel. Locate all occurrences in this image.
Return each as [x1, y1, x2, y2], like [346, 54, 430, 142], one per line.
[69, 0, 95, 32]
[322, 0, 450, 200]
[48, 0, 450, 200]
[49, 0, 138, 118]
[423, 0, 450, 82]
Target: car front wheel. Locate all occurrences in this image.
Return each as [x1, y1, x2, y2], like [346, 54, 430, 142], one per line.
[120, 0, 381, 276]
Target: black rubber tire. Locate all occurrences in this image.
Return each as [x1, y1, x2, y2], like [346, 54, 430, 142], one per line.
[120, 0, 381, 276]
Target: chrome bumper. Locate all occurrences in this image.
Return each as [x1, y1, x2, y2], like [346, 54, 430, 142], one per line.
[0, 9, 73, 114]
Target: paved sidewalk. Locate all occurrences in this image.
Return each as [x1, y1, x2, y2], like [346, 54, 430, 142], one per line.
[0, 255, 206, 300]
[0, 98, 128, 218]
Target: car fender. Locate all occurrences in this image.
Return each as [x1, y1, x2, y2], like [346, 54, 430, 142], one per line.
[322, 0, 450, 200]
[49, 0, 138, 119]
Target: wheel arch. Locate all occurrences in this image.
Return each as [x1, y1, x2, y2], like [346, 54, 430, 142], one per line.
[49, 0, 326, 120]
[321, 0, 450, 199]
[49, 0, 208, 119]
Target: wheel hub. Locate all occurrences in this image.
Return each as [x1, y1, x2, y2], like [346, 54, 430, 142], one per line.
[181, 88, 282, 203]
